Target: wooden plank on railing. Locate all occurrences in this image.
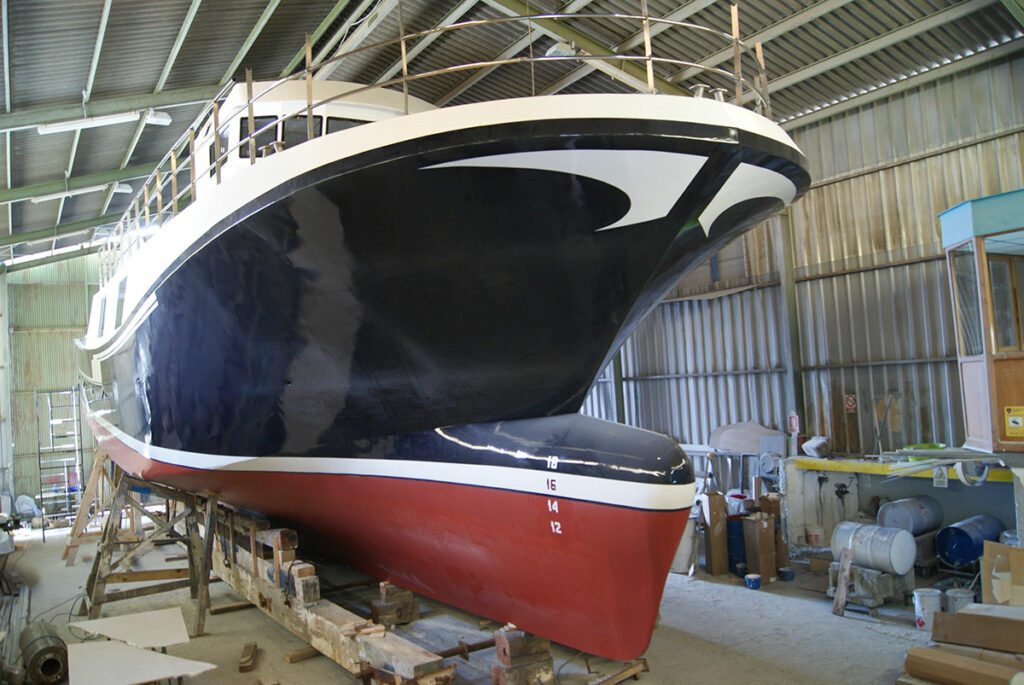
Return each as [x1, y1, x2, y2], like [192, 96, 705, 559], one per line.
[731, 4, 742, 105]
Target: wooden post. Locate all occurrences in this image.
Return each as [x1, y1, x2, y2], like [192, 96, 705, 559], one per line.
[832, 546, 853, 616]
[192, 495, 218, 636]
[63, 449, 109, 562]
[85, 473, 130, 618]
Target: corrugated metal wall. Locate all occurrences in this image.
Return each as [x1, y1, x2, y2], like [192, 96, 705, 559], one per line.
[6, 256, 97, 500]
[584, 52, 1024, 454]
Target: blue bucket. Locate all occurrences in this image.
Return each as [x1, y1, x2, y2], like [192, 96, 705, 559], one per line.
[726, 516, 746, 575]
[935, 514, 1004, 567]
[745, 573, 762, 590]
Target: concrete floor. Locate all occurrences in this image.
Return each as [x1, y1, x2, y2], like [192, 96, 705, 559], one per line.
[4, 527, 933, 684]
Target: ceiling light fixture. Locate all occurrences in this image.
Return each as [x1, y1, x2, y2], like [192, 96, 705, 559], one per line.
[37, 109, 173, 135]
[30, 182, 133, 204]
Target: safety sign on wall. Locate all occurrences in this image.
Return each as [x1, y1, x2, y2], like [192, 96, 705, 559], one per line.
[1006, 406, 1024, 437]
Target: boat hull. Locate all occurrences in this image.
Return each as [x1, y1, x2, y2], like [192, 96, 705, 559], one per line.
[90, 416, 689, 660]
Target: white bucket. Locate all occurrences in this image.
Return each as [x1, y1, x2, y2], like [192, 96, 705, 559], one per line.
[913, 588, 943, 630]
[944, 588, 974, 613]
[806, 525, 826, 546]
[831, 521, 916, 575]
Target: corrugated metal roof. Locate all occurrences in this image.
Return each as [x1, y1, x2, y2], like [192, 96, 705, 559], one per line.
[0, 0, 1021, 268]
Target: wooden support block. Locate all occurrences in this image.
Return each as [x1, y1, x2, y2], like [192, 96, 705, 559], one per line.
[932, 611, 1024, 654]
[284, 646, 321, 664]
[255, 528, 298, 551]
[371, 597, 420, 626]
[491, 655, 554, 685]
[290, 562, 315, 578]
[293, 575, 321, 604]
[832, 547, 853, 617]
[239, 642, 259, 672]
[277, 548, 296, 563]
[495, 629, 550, 667]
[904, 646, 1024, 685]
[210, 601, 254, 615]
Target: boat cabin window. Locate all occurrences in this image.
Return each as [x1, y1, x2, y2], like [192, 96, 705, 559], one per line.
[327, 117, 366, 134]
[114, 278, 127, 329]
[239, 116, 278, 158]
[282, 115, 322, 149]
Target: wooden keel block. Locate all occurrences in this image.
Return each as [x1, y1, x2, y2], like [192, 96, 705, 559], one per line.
[370, 598, 421, 626]
[494, 628, 550, 667]
[276, 548, 296, 563]
[290, 562, 316, 578]
[255, 528, 298, 551]
[291, 575, 321, 604]
[379, 581, 414, 603]
[239, 642, 259, 672]
[491, 655, 554, 685]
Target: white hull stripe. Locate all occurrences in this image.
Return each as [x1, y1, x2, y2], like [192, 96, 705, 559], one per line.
[424, 150, 707, 231]
[93, 413, 695, 512]
[698, 162, 797, 234]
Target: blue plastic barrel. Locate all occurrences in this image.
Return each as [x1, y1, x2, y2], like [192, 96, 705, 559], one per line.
[726, 516, 746, 575]
[935, 514, 1004, 567]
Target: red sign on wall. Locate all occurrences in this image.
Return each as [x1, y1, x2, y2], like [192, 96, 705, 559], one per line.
[844, 394, 857, 414]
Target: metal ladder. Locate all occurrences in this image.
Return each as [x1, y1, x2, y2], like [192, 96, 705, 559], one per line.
[35, 388, 84, 522]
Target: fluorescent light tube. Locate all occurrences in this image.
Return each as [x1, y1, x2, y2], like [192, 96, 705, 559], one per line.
[36, 109, 172, 135]
[30, 182, 133, 204]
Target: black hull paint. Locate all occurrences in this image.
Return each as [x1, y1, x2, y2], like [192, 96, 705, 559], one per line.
[94, 116, 806, 473]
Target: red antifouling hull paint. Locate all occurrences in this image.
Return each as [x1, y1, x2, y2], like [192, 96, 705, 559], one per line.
[93, 421, 688, 659]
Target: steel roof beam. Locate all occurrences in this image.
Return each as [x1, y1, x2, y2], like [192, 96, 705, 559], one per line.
[154, 0, 202, 93]
[316, 0, 401, 80]
[1000, 0, 1024, 28]
[541, 0, 717, 95]
[2, 0, 12, 245]
[281, 0, 355, 77]
[375, 0, 479, 84]
[0, 165, 152, 206]
[310, 0, 378, 70]
[220, 0, 282, 85]
[2, 244, 103, 274]
[668, 0, 856, 84]
[0, 213, 118, 249]
[0, 86, 223, 133]
[481, 0, 685, 96]
[57, 0, 113, 230]
[781, 36, 1024, 130]
[744, 0, 999, 105]
[435, 0, 597, 105]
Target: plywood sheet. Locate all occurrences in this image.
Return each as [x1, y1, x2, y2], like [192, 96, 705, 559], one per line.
[70, 607, 189, 648]
[69, 641, 215, 685]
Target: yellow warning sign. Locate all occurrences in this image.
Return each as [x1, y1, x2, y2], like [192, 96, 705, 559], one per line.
[1006, 406, 1024, 437]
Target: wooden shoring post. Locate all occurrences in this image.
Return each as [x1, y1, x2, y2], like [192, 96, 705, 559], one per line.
[188, 127, 197, 200]
[246, 69, 257, 164]
[305, 35, 314, 142]
[192, 494, 218, 636]
[85, 471, 131, 618]
[249, 522, 258, 577]
[169, 150, 179, 214]
[212, 102, 223, 184]
[63, 448, 110, 562]
[186, 499, 200, 599]
[143, 183, 151, 226]
[731, 3, 742, 105]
